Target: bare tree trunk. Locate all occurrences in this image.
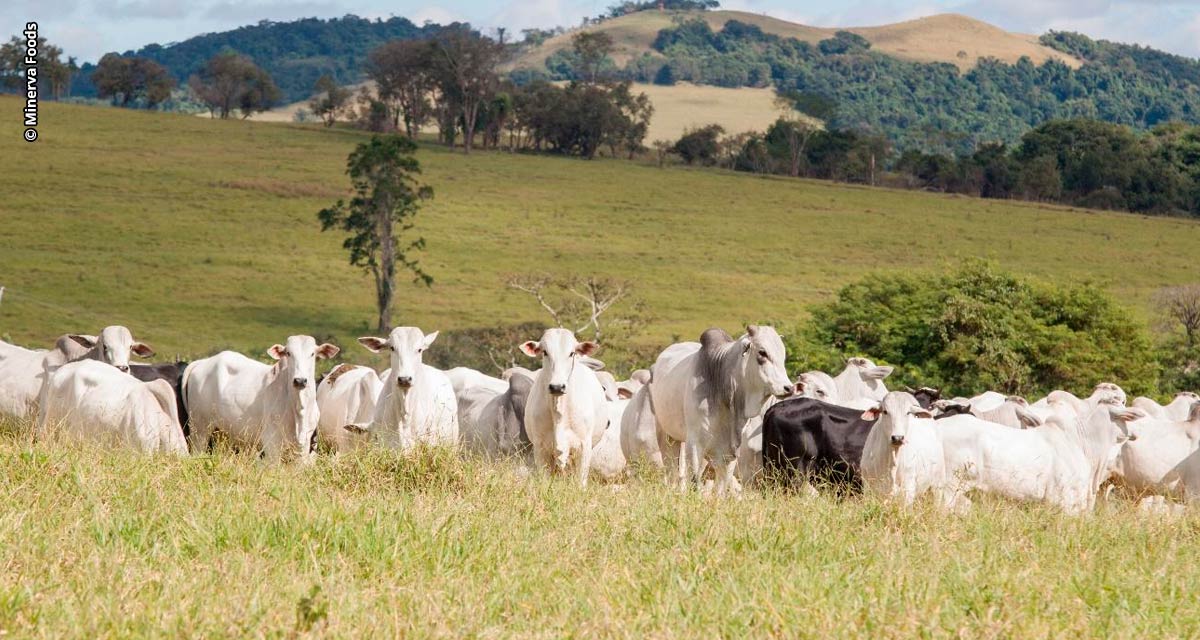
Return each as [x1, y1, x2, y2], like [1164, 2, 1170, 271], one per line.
[375, 198, 396, 333]
[462, 101, 478, 154]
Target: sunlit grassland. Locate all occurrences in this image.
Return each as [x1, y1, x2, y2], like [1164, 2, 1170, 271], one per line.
[1, 96, 1198, 365]
[0, 426, 1197, 638]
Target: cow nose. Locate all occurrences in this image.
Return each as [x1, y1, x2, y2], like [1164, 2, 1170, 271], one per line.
[1127, 433, 1138, 441]
[780, 385, 794, 396]
[116, 365, 130, 373]
[292, 377, 308, 389]
[396, 376, 413, 388]
[890, 435, 905, 446]
[548, 383, 566, 395]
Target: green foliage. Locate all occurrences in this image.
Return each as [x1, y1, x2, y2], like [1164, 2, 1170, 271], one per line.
[786, 261, 1160, 397]
[73, 16, 438, 103]
[188, 52, 280, 119]
[606, 0, 719, 18]
[508, 80, 653, 159]
[307, 74, 352, 127]
[92, 54, 175, 108]
[642, 21, 1200, 154]
[672, 124, 724, 165]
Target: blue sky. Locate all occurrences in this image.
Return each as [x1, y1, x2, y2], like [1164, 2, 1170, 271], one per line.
[13, 0, 1200, 63]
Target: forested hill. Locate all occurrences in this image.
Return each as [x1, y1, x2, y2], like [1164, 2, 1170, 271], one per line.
[73, 16, 440, 102]
[562, 19, 1200, 153]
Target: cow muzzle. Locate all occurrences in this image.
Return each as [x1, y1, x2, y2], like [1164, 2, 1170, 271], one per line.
[396, 376, 414, 389]
[548, 383, 566, 396]
[890, 435, 906, 446]
[777, 384, 794, 398]
[292, 377, 308, 389]
[116, 365, 130, 373]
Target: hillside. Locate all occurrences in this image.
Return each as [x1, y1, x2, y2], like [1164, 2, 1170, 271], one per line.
[511, 10, 1081, 72]
[3, 99, 1200, 365]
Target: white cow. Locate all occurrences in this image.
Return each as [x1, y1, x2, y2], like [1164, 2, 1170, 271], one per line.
[860, 391, 949, 507]
[1132, 392, 1199, 422]
[794, 371, 838, 402]
[447, 367, 508, 396]
[590, 370, 651, 482]
[1032, 383, 1128, 420]
[1, 326, 154, 422]
[316, 364, 383, 453]
[38, 359, 186, 454]
[348, 327, 459, 450]
[620, 383, 669, 469]
[649, 325, 793, 496]
[184, 336, 339, 462]
[1112, 402, 1200, 505]
[831, 358, 894, 410]
[936, 399, 1143, 514]
[458, 368, 534, 460]
[937, 394, 1042, 429]
[520, 328, 608, 485]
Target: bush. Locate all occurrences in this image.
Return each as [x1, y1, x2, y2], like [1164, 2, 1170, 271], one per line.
[653, 63, 676, 86]
[785, 261, 1160, 397]
[672, 124, 724, 165]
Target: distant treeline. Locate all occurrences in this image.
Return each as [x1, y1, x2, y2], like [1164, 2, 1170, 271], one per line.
[533, 19, 1200, 154]
[71, 16, 440, 103]
[670, 116, 1200, 217]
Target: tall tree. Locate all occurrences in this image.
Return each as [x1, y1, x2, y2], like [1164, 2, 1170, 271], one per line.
[318, 135, 434, 332]
[93, 54, 175, 108]
[572, 31, 614, 84]
[431, 28, 504, 154]
[308, 74, 351, 127]
[367, 40, 435, 138]
[189, 53, 279, 119]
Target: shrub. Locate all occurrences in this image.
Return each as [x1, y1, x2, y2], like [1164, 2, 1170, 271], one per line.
[672, 124, 725, 166]
[785, 261, 1160, 397]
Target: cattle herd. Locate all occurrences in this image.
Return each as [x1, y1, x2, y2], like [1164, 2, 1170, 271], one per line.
[3, 323, 1200, 513]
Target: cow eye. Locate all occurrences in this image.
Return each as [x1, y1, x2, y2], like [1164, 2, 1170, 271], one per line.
[758, 350, 768, 359]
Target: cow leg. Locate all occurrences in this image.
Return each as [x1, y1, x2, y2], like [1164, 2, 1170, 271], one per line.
[685, 440, 705, 491]
[187, 421, 215, 455]
[577, 441, 592, 488]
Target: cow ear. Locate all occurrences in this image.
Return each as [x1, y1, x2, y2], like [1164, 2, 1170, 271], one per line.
[267, 344, 287, 360]
[420, 331, 440, 350]
[316, 343, 340, 359]
[357, 337, 388, 353]
[745, 324, 759, 337]
[575, 341, 599, 357]
[69, 334, 98, 349]
[519, 341, 542, 357]
[131, 342, 155, 358]
[618, 388, 634, 400]
[861, 407, 881, 421]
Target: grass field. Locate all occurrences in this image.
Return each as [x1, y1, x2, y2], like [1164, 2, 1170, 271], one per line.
[3, 97, 1198, 367]
[3, 430, 1200, 638]
[5, 101, 1200, 637]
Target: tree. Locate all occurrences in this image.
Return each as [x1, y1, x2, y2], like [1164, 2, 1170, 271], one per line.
[653, 63, 676, 86]
[367, 39, 435, 138]
[93, 54, 175, 108]
[308, 74, 351, 127]
[1, 35, 72, 99]
[431, 28, 504, 154]
[507, 274, 637, 343]
[189, 53, 279, 119]
[318, 135, 433, 332]
[786, 260, 1159, 397]
[673, 124, 724, 165]
[1155, 285, 1200, 348]
[572, 31, 614, 84]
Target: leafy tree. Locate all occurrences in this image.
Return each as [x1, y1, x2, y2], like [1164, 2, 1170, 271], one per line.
[431, 27, 504, 154]
[367, 39, 436, 138]
[787, 261, 1160, 397]
[1, 35, 73, 99]
[189, 53, 279, 119]
[318, 136, 433, 333]
[94, 54, 175, 108]
[672, 124, 724, 165]
[572, 31, 615, 84]
[308, 74, 351, 127]
[653, 63, 676, 86]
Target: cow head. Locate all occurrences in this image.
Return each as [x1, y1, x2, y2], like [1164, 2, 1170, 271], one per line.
[358, 327, 438, 391]
[795, 371, 837, 401]
[267, 335, 339, 460]
[1091, 382, 1128, 407]
[862, 391, 932, 447]
[742, 325, 793, 400]
[70, 325, 155, 372]
[520, 328, 597, 396]
[848, 357, 894, 382]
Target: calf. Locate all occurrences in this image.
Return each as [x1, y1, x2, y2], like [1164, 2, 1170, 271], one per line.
[38, 360, 186, 454]
[184, 336, 339, 462]
[520, 328, 608, 486]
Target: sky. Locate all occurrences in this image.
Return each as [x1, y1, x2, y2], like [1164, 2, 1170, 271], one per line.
[12, 0, 1200, 64]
